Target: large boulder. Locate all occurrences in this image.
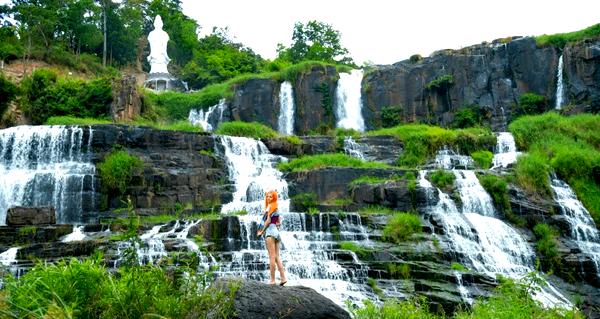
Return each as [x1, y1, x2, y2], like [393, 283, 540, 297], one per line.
[6, 206, 56, 226]
[111, 75, 142, 122]
[216, 278, 350, 319]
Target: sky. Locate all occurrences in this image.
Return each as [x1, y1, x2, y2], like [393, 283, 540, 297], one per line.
[181, 0, 600, 65]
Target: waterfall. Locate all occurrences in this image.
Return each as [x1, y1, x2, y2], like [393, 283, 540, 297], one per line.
[61, 225, 86, 242]
[188, 99, 227, 132]
[555, 55, 565, 110]
[454, 271, 473, 305]
[434, 148, 474, 170]
[277, 81, 295, 135]
[335, 70, 365, 132]
[491, 132, 521, 169]
[551, 177, 600, 277]
[216, 135, 373, 307]
[453, 170, 496, 217]
[217, 136, 289, 214]
[419, 171, 571, 308]
[0, 247, 18, 267]
[0, 126, 96, 224]
[343, 136, 367, 160]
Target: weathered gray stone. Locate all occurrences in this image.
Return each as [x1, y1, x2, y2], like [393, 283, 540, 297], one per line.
[111, 75, 142, 122]
[215, 278, 350, 319]
[6, 207, 56, 226]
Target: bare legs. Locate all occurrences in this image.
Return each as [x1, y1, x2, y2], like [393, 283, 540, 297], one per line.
[265, 237, 286, 284]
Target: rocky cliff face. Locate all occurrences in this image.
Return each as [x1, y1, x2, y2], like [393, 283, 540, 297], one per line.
[90, 125, 231, 216]
[564, 39, 600, 112]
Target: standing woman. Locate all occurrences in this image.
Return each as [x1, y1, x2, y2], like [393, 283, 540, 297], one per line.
[257, 190, 287, 285]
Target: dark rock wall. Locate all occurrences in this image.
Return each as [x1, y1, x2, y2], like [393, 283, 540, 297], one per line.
[564, 39, 600, 112]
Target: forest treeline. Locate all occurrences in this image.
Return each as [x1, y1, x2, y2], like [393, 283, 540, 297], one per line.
[0, 0, 354, 89]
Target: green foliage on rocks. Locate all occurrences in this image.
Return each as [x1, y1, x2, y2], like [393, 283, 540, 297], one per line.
[533, 224, 561, 272]
[45, 116, 112, 125]
[380, 105, 403, 128]
[510, 112, 600, 224]
[426, 74, 453, 91]
[291, 192, 318, 213]
[428, 170, 455, 191]
[382, 212, 422, 243]
[215, 121, 278, 139]
[368, 124, 495, 168]
[277, 153, 391, 173]
[513, 93, 548, 117]
[471, 150, 493, 169]
[536, 23, 600, 48]
[514, 152, 552, 197]
[98, 150, 143, 195]
[451, 105, 490, 129]
[19, 69, 113, 124]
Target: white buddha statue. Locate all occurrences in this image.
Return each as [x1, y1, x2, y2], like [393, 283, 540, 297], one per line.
[147, 15, 170, 74]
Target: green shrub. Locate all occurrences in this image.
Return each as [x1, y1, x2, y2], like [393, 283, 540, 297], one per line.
[144, 86, 227, 121]
[98, 150, 144, 195]
[533, 224, 561, 272]
[291, 193, 318, 212]
[513, 93, 548, 117]
[428, 170, 455, 191]
[215, 121, 279, 139]
[0, 73, 18, 116]
[451, 262, 468, 272]
[277, 153, 391, 173]
[426, 74, 453, 91]
[358, 205, 396, 215]
[514, 153, 551, 197]
[452, 105, 490, 129]
[350, 297, 439, 319]
[20, 69, 113, 124]
[477, 174, 511, 213]
[340, 241, 370, 258]
[387, 263, 411, 279]
[536, 23, 600, 48]
[471, 150, 493, 169]
[380, 105, 403, 128]
[283, 135, 303, 145]
[382, 212, 422, 243]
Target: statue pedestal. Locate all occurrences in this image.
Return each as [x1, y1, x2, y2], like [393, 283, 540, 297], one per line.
[144, 72, 188, 92]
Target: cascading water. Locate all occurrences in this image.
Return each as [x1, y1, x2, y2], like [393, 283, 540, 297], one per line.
[335, 69, 365, 132]
[555, 54, 565, 110]
[188, 99, 227, 132]
[419, 171, 571, 307]
[0, 126, 96, 224]
[216, 135, 373, 306]
[551, 177, 600, 277]
[61, 225, 86, 242]
[343, 136, 367, 160]
[491, 132, 521, 169]
[434, 148, 474, 170]
[453, 170, 495, 217]
[277, 81, 295, 135]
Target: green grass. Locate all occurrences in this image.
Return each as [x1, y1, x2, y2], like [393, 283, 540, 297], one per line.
[215, 121, 279, 139]
[131, 118, 204, 133]
[349, 175, 399, 188]
[382, 212, 422, 243]
[45, 116, 113, 125]
[358, 205, 396, 215]
[451, 262, 468, 272]
[471, 150, 493, 169]
[533, 224, 561, 272]
[144, 83, 230, 120]
[536, 23, 600, 48]
[477, 174, 510, 213]
[368, 124, 495, 168]
[283, 135, 304, 145]
[339, 241, 370, 258]
[291, 192, 318, 212]
[277, 153, 392, 173]
[428, 170, 455, 191]
[509, 112, 600, 225]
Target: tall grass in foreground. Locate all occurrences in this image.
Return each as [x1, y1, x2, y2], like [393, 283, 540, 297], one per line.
[509, 112, 600, 225]
[0, 256, 235, 319]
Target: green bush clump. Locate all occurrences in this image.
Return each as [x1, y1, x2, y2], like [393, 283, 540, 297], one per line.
[380, 105, 403, 128]
[291, 192, 318, 212]
[277, 153, 391, 173]
[215, 121, 279, 139]
[45, 116, 113, 125]
[0, 73, 18, 116]
[477, 174, 510, 212]
[514, 153, 551, 197]
[509, 112, 600, 224]
[426, 74, 453, 90]
[536, 23, 600, 48]
[20, 69, 113, 124]
[368, 124, 495, 168]
[340, 241, 370, 258]
[428, 170, 455, 191]
[533, 224, 561, 272]
[471, 150, 493, 169]
[1, 256, 235, 318]
[350, 296, 439, 319]
[98, 150, 144, 195]
[513, 93, 548, 117]
[451, 105, 490, 129]
[382, 212, 422, 243]
[144, 84, 228, 121]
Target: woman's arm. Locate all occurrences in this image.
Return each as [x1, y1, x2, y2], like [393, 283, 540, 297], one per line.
[257, 208, 273, 235]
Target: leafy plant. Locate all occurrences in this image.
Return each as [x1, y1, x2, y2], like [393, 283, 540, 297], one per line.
[98, 150, 144, 195]
[382, 212, 422, 243]
[215, 121, 279, 139]
[277, 153, 391, 173]
[426, 74, 453, 90]
[533, 224, 561, 272]
[428, 170, 455, 191]
[380, 105, 403, 128]
[471, 150, 493, 169]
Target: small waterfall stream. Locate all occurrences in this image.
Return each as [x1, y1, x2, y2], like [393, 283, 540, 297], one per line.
[0, 126, 96, 224]
[335, 70, 365, 132]
[277, 81, 295, 135]
[343, 136, 367, 160]
[491, 132, 521, 169]
[551, 177, 600, 278]
[188, 99, 227, 132]
[555, 54, 565, 110]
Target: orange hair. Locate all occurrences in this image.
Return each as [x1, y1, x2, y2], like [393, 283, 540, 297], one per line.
[264, 190, 278, 215]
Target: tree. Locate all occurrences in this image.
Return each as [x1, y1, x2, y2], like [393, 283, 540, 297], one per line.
[277, 20, 354, 65]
